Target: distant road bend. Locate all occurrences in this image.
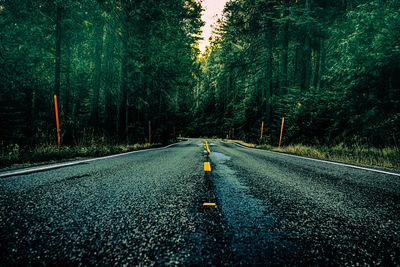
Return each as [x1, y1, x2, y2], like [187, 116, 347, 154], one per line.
[1, 139, 399, 265]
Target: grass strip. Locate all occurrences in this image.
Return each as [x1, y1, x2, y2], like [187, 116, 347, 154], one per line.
[0, 143, 164, 169]
[228, 140, 400, 170]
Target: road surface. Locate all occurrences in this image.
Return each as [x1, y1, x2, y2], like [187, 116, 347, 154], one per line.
[1, 139, 399, 265]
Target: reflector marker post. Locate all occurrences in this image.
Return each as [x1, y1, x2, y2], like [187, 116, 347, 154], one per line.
[54, 94, 61, 149]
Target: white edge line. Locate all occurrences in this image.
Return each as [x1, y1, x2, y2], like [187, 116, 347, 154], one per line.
[221, 141, 400, 177]
[0, 141, 189, 178]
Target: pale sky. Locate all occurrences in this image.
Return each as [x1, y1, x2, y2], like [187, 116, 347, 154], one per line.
[199, 0, 229, 53]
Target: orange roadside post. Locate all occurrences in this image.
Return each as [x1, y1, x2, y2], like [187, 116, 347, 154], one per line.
[148, 120, 151, 144]
[53, 94, 61, 149]
[260, 121, 264, 138]
[278, 117, 285, 149]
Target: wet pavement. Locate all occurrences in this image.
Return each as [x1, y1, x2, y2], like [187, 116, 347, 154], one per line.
[212, 140, 400, 266]
[1, 139, 399, 265]
[210, 151, 293, 265]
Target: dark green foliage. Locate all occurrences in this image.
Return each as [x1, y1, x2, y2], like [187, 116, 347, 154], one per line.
[0, 0, 203, 148]
[193, 0, 400, 147]
[1, 0, 399, 154]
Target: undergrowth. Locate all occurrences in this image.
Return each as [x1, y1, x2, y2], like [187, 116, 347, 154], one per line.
[230, 140, 400, 170]
[0, 143, 163, 169]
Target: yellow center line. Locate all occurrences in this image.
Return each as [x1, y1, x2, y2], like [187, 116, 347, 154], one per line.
[204, 162, 211, 172]
[203, 202, 216, 206]
[205, 140, 210, 153]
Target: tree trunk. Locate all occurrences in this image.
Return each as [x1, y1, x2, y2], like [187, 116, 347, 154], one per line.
[313, 38, 321, 89]
[304, 35, 311, 92]
[126, 96, 129, 144]
[55, 4, 62, 97]
[64, 44, 71, 116]
[280, 0, 289, 95]
[91, 14, 104, 135]
[294, 42, 302, 88]
[303, 0, 312, 92]
[195, 84, 199, 108]
[118, 0, 128, 144]
[63, 38, 73, 145]
[30, 89, 36, 145]
[265, 23, 273, 124]
[103, 19, 115, 142]
[319, 38, 326, 88]
[346, 0, 352, 11]
[119, 37, 128, 143]
[306, 0, 311, 10]
[296, 40, 306, 91]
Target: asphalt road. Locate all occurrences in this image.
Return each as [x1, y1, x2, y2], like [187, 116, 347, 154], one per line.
[1, 139, 399, 265]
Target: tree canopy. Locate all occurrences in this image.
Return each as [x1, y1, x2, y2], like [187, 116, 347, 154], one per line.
[0, 0, 203, 147]
[1, 0, 399, 149]
[192, 0, 400, 147]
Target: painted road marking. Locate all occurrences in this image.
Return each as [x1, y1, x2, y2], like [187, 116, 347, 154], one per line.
[203, 202, 216, 206]
[203, 139, 211, 153]
[224, 141, 400, 177]
[204, 162, 211, 172]
[0, 141, 189, 178]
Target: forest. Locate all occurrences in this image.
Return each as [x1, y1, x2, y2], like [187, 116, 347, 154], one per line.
[1, 0, 399, 162]
[0, 0, 203, 148]
[193, 0, 400, 147]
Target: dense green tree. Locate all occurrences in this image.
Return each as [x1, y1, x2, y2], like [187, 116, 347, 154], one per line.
[1, 0, 399, 150]
[0, 0, 202, 148]
[193, 0, 399, 147]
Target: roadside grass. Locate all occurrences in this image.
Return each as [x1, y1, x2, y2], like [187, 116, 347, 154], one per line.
[0, 143, 163, 169]
[226, 139, 257, 148]
[229, 140, 400, 170]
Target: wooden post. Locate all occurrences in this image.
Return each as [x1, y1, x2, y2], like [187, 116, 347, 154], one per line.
[278, 117, 285, 149]
[260, 121, 264, 138]
[148, 120, 151, 144]
[232, 128, 235, 139]
[54, 94, 61, 149]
